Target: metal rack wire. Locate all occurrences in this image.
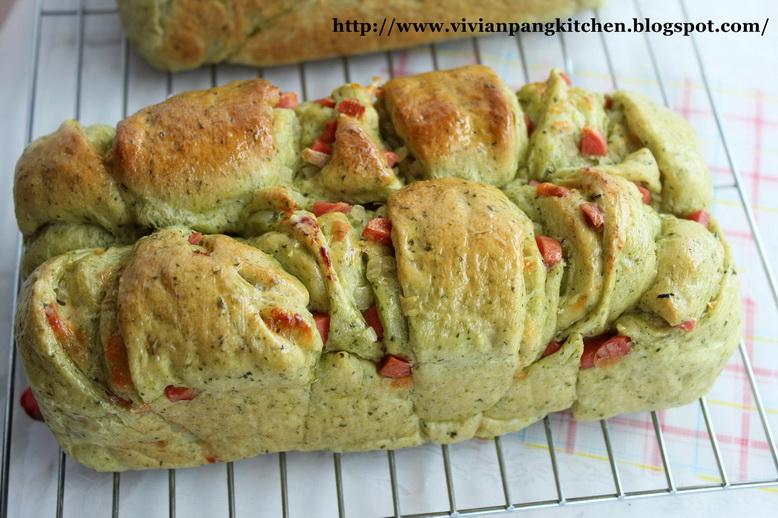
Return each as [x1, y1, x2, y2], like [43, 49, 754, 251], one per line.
[1, 0, 777, 516]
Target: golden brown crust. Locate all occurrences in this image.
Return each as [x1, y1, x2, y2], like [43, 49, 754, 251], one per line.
[383, 65, 522, 185]
[112, 79, 282, 215]
[118, 0, 602, 71]
[14, 121, 130, 235]
[320, 114, 401, 202]
[162, 0, 247, 67]
[232, 4, 451, 67]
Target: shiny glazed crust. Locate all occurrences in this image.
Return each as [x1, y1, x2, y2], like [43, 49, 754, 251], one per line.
[113, 80, 280, 207]
[113, 79, 298, 232]
[383, 65, 526, 185]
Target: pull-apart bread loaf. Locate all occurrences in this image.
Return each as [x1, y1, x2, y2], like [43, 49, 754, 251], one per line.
[14, 65, 740, 471]
[117, 0, 602, 71]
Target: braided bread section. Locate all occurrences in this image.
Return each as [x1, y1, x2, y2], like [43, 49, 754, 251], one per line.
[15, 66, 713, 277]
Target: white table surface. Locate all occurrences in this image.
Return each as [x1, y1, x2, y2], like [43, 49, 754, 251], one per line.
[1, 0, 777, 517]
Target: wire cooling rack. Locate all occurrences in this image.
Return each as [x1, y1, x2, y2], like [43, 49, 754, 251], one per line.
[1, 0, 777, 516]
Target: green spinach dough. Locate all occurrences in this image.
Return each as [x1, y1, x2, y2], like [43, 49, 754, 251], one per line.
[13, 65, 740, 471]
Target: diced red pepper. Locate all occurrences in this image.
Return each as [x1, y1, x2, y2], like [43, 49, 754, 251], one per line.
[362, 217, 392, 246]
[20, 387, 43, 421]
[580, 202, 605, 230]
[674, 319, 697, 332]
[314, 97, 336, 108]
[580, 127, 608, 156]
[525, 114, 534, 135]
[560, 71, 573, 85]
[313, 312, 330, 345]
[164, 385, 198, 402]
[542, 340, 563, 358]
[378, 355, 412, 378]
[311, 139, 332, 155]
[45, 304, 69, 342]
[277, 92, 298, 109]
[384, 150, 399, 168]
[581, 335, 631, 369]
[363, 305, 384, 341]
[319, 119, 337, 144]
[634, 183, 652, 205]
[535, 235, 563, 268]
[337, 98, 365, 118]
[105, 333, 133, 391]
[205, 454, 219, 464]
[188, 232, 203, 245]
[604, 95, 614, 110]
[685, 209, 710, 229]
[536, 182, 570, 198]
[580, 336, 608, 369]
[312, 201, 352, 217]
[596, 335, 631, 365]
[44, 304, 83, 358]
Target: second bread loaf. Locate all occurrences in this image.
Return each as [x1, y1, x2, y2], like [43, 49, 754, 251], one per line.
[117, 0, 603, 71]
